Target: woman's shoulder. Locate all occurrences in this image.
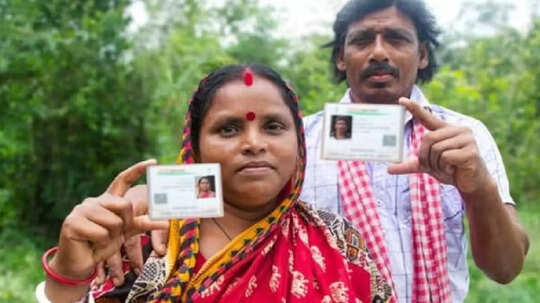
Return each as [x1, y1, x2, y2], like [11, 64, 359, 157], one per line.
[296, 201, 366, 262]
[296, 201, 393, 301]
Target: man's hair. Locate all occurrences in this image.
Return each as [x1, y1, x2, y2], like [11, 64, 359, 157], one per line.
[326, 0, 441, 84]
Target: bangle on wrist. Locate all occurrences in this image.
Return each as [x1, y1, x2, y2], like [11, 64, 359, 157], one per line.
[42, 246, 97, 286]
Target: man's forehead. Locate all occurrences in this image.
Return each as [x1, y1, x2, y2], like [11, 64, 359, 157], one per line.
[347, 6, 417, 35]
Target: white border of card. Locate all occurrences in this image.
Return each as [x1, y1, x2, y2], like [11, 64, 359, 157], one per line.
[321, 103, 405, 162]
[147, 164, 224, 220]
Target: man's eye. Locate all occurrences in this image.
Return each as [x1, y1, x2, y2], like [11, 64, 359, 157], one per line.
[351, 38, 371, 45]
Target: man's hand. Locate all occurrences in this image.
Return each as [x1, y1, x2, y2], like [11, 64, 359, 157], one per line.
[388, 97, 492, 195]
[97, 185, 169, 286]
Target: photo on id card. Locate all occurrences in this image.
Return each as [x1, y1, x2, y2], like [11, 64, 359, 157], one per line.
[147, 164, 223, 220]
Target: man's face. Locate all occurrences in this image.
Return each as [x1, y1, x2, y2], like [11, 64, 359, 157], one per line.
[337, 6, 428, 104]
[335, 120, 348, 135]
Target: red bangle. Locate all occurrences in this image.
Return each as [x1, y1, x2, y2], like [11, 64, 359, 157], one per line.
[42, 246, 97, 286]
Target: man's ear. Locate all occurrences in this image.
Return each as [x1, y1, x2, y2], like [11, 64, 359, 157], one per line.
[336, 47, 347, 72]
[418, 42, 429, 69]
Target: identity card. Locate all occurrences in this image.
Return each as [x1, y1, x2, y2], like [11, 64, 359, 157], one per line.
[321, 103, 405, 162]
[147, 164, 223, 220]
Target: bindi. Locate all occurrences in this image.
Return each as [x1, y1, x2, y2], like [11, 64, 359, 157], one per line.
[246, 112, 256, 121]
[243, 68, 254, 86]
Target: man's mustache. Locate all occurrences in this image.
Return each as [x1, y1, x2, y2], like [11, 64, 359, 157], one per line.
[361, 63, 399, 79]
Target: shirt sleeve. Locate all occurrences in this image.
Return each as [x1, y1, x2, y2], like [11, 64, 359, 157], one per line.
[469, 119, 515, 204]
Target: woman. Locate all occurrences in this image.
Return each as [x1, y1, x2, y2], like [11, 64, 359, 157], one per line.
[196, 177, 216, 199]
[38, 64, 392, 303]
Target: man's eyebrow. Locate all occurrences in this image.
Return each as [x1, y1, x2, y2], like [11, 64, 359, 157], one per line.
[346, 27, 416, 41]
[346, 29, 372, 40]
[385, 28, 416, 41]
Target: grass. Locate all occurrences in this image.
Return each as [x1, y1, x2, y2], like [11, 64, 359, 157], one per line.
[465, 204, 540, 302]
[0, 225, 50, 302]
[0, 205, 538, 302]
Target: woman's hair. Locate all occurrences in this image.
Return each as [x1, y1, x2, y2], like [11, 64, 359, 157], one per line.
[198, 176, 209, 185]
[325, 0, 441, 84]
[189, 64, 301, 156]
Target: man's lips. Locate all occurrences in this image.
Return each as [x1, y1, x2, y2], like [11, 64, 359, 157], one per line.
[367, 73, 394, 82]
[361, 63, 399, 82]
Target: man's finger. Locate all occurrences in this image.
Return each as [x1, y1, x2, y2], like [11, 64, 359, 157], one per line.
[388, 156, 421, 175]
[124, 235, 144, 275]
[399, 97, 446, 131]
[151, 228, 169, 256]
[106, 159, 157, 197]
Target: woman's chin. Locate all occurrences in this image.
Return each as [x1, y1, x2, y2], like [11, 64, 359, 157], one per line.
[225, 192, 280, 211]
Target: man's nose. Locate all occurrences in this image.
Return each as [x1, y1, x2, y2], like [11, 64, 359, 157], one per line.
[369, 35, 389, 63]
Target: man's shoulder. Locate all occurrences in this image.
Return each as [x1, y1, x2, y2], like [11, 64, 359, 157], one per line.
[302, 110, 325, 126]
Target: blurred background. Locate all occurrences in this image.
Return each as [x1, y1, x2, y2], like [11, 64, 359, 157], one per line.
[1, 0, 538, 301]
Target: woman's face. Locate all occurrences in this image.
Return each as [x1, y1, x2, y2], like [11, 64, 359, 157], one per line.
[199, 178, 210, 192]
[198, 77, 298, 210]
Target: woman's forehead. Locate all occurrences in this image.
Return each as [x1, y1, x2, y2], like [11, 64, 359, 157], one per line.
[208, 79, 290, 117]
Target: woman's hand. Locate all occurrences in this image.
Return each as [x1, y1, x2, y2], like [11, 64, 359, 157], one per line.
[48, 159, 169, 281]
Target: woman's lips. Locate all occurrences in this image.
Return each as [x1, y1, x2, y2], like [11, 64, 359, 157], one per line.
[237, 161, 274, 175]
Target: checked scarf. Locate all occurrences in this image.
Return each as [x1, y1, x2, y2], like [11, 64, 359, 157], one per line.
[338, 118, 452, 303]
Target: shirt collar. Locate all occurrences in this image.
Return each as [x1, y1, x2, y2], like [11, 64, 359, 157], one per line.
[339, 85, 430, 125]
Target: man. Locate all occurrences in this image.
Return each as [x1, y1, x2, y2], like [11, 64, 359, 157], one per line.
[331, 116, 351, 139]
[300, 0, 528, 302]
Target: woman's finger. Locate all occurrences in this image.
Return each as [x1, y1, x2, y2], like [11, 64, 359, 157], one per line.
[106, 252, 125, 286]
[106, 159, 157, 197]
[151, 228, 170, 256]
[124, 235, 144, 275]
[129, 215, 169, 238]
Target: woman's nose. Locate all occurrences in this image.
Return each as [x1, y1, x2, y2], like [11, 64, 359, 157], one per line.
[241, 128, 267, 155]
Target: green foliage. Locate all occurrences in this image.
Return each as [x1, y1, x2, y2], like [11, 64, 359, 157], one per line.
[281, 35, 347, 115]
[424, 19, 540, 204]
[0, 0, 538, 301]
[0, 0, 153, 234]
[465, 204, 540, 302]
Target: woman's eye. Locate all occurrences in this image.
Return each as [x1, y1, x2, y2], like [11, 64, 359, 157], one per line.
[266, 122, 286, 133]
[219, 125, 238, 136]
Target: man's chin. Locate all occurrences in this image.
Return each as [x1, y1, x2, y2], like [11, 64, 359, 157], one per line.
[355, 89, 400, 104]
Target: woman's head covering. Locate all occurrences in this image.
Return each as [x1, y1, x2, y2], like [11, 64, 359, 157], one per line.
[126, 64, 391, 303]
[148, 64, 307, 301]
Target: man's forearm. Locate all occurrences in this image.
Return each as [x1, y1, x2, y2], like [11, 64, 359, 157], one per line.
[463, 178, 529, 284]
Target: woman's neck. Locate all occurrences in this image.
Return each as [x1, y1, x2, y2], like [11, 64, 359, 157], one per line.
[218, 199, 278, 234]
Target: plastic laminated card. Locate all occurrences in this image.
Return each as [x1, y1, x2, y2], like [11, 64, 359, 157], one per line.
[147, 164, 223, 220]
[321, 103, 405, 162]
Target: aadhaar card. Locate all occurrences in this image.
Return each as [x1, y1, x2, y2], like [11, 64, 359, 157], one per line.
[321, 103, 405, 162]
[147, 164, 223, 220]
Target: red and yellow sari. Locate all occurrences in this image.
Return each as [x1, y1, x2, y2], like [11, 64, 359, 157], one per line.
[92, 80, 392, 303]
